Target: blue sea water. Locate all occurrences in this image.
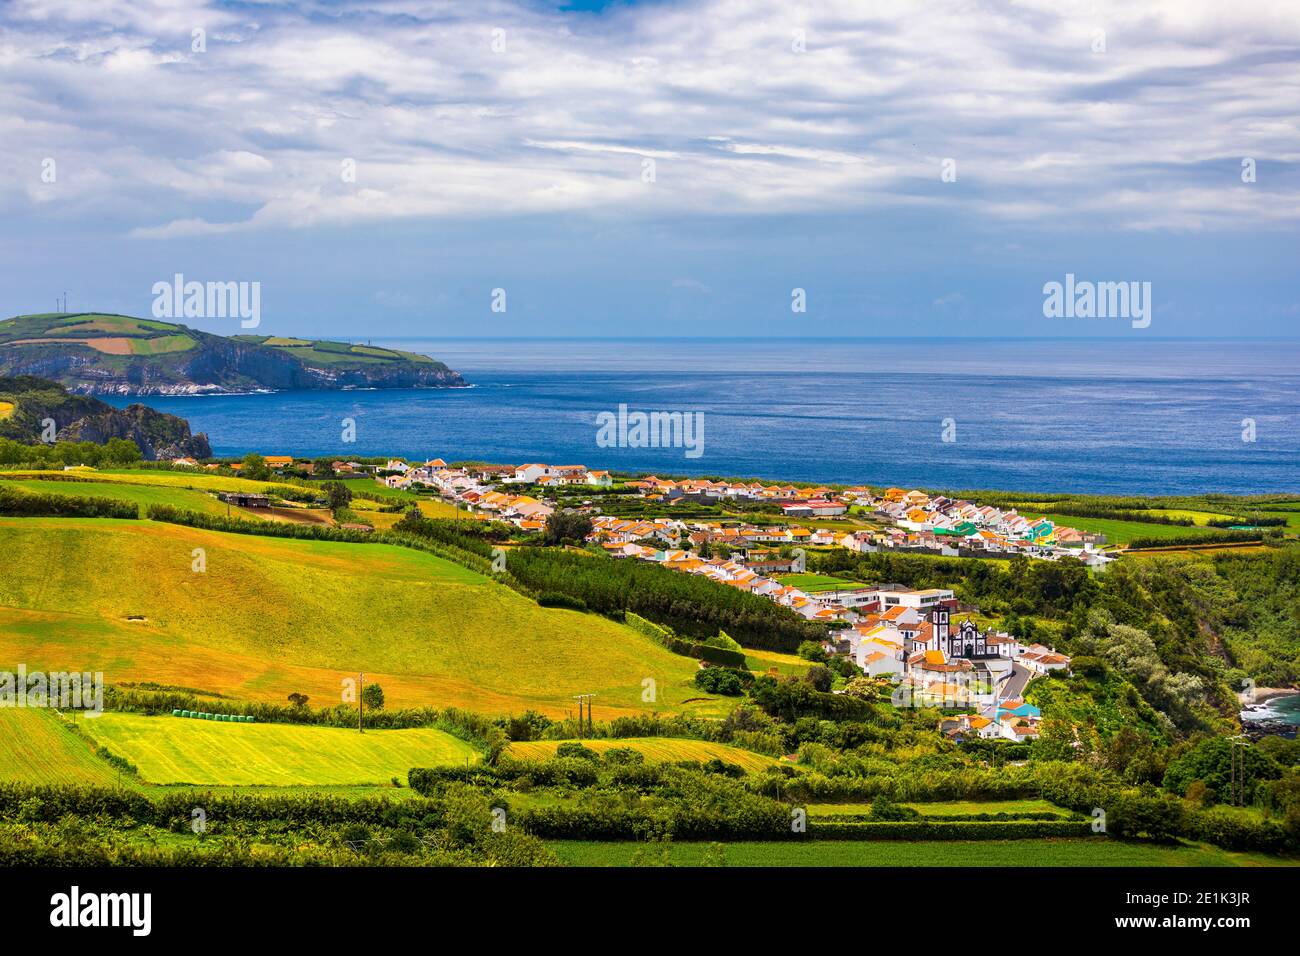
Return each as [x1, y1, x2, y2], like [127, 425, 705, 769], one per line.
[104, 338, 1300, 495]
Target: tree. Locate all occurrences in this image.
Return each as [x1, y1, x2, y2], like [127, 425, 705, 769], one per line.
[241, 452, 271, 481]
[361, 682, 385, 710]
[102, 437, 143, 463]
[1162, 737, 1281, 805]
[321, 481, 353, 512]
[805, 664, 834, 693]
[797, 640, 828, 663]
[287, 692, 309, 709]
[544, 510, 593, 545]
[313, 457, 337, 478]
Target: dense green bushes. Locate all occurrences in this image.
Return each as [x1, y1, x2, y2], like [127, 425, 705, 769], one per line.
[625, 612, 749, 667]
[500, 546, 825, 651]
[1162, 737, 1283, 805]
[1126, 529, 1279, 549]
[0, 784, 557, 867]
[0, 485, 138, 518]
[694, 667, 747, 696]
[807, 820, 1094, 840]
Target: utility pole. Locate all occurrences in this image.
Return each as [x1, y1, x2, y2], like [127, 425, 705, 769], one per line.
[358, 671, 364, 734]
[572, 694, 594, 738]
[1229, 734, 1249, 807]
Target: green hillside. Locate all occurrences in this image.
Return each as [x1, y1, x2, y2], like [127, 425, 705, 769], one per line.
[0, 312, 465, 394]
[0, 516, 719, 718]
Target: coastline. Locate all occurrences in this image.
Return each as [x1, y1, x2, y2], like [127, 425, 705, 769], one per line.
[1247, 687, 1300, 703]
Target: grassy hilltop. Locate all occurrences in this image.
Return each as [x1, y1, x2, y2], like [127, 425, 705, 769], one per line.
[0, 312, 465, 394]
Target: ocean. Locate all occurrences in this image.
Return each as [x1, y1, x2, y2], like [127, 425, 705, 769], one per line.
[104, 338, 1300, 496]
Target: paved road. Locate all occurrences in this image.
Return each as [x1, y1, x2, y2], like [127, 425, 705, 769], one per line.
[1000, 662, 1032, 701]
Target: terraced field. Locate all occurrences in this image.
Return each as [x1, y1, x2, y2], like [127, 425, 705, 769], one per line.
[505, 738, 776, 772]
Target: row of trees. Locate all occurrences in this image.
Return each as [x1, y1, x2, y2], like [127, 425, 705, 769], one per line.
[0, 435, 143, 466]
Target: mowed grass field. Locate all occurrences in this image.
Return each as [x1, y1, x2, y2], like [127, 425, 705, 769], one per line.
[0, 517, 717, 718]
[744, 647, 811, 677]
[0, 477, 228, 516]
[775, 572, 861, 593]
[548, 839, 1298, 867]
[0, 710, 124, 787]
[81, 712, 477, 786]
[505, 738, 776, 772]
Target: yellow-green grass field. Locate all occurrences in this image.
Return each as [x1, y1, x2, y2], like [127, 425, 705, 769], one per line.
[744, 647, 811, 677]
[0, 517, 721, 718]
[548, 839, 1298, 867]
[122, 334, 196, 355]
[0, 476, 228, 516]
[0, 710, 124, 787]
[775, 572, 862, 593]
[80, 712, 477, 786]
[505, 738, 776, 773]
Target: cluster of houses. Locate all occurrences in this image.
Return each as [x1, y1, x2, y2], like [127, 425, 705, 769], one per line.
[377, 458, 557, 529]
[178, 451, 1076, 724]
[942, 699, 1045, 742]
[867, 487, 1111, 565]
[176, 453, 1112, 570]
[844, 602, 1069, 717]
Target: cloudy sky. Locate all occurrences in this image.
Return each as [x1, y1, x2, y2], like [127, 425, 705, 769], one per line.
[2, 0, 1297, 338]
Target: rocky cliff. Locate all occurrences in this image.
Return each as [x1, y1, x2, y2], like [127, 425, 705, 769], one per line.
[0, 375, 211, 460]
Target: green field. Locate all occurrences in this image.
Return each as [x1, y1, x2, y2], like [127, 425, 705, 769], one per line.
[775, 572, 862, 593]
[125, 334, 196, 355]
[744, 647, 811, 676]
[0, 468, 293, 496]
[0, 476, 228, 515]
[547, 839, 1297, 867]
[80, 712, 478, 786]
[1019, 512, 1231, 546]
[0, 710, 124, 787]
[505, 738, 776, 772]
[0, 516, 718, 718]
[259, 339, 435, 366]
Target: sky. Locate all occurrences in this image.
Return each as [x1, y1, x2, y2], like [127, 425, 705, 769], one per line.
[1, 0, 1297, 339]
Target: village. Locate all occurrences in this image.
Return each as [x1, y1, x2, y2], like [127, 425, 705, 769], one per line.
[178, 452, 1075, 735]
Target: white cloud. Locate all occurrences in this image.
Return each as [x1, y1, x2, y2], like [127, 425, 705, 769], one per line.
[2, 0, 1297, 237]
